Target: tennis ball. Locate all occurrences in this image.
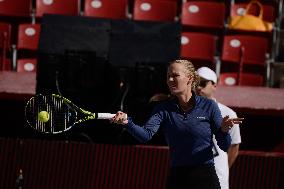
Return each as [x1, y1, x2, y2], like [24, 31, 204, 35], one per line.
[38, 111, 50, 123]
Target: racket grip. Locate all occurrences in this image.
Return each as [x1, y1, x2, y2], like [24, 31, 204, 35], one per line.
[97, 113, 116, 119]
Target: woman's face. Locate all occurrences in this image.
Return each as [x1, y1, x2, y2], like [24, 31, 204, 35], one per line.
[167, 63, 191, 95]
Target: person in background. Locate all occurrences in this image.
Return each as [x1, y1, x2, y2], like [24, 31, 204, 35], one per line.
[111, 59, 243, 189]
[196, 67, 242, 189]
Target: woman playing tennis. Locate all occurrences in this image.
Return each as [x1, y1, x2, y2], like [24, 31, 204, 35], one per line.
[112, 59, 243, 189]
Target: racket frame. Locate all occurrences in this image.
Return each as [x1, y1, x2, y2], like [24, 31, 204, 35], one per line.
[25, 94, 115, 134]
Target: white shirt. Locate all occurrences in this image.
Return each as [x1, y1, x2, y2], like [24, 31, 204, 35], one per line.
[213, 102, 242, 189]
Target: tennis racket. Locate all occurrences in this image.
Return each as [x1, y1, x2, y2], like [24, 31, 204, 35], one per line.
[25, 94, 116, 134]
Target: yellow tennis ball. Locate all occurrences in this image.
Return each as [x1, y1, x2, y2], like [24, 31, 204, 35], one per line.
[38, 111, 50, 123]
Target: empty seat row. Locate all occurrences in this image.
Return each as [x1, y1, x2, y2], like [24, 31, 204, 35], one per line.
[0, 0, 277, 55]
[0, 0, 277, 87]
[0, 0, 278, 24]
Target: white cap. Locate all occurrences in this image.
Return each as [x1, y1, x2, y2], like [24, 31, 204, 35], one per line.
[197, 67, 217, 83]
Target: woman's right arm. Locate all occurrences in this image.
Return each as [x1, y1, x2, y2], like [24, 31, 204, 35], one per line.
[112, 110, 163, 143]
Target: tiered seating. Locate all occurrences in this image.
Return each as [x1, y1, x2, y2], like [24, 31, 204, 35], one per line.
[0, 0, 281, 88]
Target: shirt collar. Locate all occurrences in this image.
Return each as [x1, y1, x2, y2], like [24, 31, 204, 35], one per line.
[171, 91, 200, 110]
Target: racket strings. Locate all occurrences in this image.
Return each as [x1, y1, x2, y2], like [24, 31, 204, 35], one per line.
[26, 95, 48, 133]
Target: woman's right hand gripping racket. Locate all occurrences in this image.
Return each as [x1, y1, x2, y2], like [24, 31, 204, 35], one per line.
[25, 94, 117, 134]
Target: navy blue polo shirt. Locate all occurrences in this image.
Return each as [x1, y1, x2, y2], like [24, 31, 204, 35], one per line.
[125, 92, 231, 167]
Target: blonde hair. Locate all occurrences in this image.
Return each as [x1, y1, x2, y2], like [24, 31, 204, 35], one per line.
[169, 59, 200, 90]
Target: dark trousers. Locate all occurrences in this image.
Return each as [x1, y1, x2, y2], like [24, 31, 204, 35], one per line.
[167, 164, 221, 189]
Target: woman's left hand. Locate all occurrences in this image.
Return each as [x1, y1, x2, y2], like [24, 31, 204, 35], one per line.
[221, 115, 244, 132]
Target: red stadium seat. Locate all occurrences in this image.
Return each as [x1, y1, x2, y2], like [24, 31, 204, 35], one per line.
[83, 0, 129, 19]
[0, 0, 32, 17]
[180, 32, 217, 68]
[219, 72, 264, 86]
[132, 0, 177, 22]
[17, 24, 41, 51]
[17, 58, 37, 72]
[221, 35, 269, 75]
[181, 1, 225, 32]
[35, 0, 80, 17]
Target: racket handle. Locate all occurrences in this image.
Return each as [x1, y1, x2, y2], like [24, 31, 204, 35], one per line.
[97, 113, 116, 119]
